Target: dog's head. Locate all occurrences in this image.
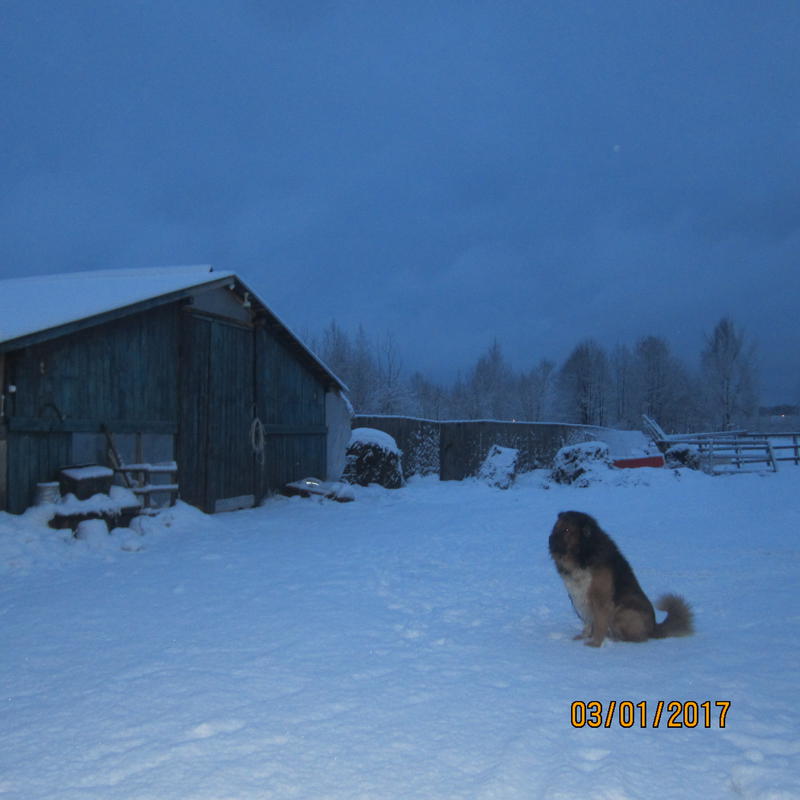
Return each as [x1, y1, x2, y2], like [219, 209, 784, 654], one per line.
[549, 511, 598, 563]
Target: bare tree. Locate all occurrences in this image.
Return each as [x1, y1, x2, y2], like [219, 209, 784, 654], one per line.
[447, 373, 471, 420]
[372, 332, 407, 414]
[409, 372, 447, 419]
[633, 336, 693, 433]
[609, 344, 636, 428]
[312, 318, 761, 430]
[343, 325, 376, 412]
[700, 317, 759, 430]
[317, 320, 352, 380]
[518, 358, 555, 421]
[464, 340, 515, 419]
[556, 339, 610, 426]
[316, 322, 377, 413]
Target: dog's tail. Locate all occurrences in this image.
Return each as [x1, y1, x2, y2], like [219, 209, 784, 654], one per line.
[652, 593, 694, 638]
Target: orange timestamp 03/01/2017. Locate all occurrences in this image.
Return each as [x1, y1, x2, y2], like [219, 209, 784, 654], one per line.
[570, 700, 731, 729]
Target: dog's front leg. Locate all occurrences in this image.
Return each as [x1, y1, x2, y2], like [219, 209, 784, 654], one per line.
[573, 621, 592, 640]
[586, 611, 608, 647]
[586, 576, 612, 647]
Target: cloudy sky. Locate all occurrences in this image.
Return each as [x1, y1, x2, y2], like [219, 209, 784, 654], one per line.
[2, 1, 799, 403]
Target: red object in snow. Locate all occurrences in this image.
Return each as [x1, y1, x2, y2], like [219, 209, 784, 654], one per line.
[613, 456, 665, 469]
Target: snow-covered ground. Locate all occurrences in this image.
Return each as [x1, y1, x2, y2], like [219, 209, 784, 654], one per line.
[1, 466, 799, 799]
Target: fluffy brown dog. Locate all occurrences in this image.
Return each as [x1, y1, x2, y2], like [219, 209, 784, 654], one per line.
[549, 511, 693, 647]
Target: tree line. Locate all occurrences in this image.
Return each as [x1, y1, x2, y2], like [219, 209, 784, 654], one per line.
[311, 317, 759, 434]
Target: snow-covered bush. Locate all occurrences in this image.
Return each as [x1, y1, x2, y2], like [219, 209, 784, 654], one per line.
[343, 428, 404, 489]
[478, 444, 519, 489]
[551, 441, 613, 486]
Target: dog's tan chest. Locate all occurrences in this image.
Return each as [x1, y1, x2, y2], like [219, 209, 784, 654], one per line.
[561, 567, 593, 623]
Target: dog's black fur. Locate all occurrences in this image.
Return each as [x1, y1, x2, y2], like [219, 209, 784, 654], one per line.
[549, 511, 693, 647]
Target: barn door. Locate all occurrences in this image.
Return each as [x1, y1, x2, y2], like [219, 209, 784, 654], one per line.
[179, 314, 255, 513]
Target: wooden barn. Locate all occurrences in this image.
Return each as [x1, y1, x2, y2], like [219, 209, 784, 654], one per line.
[0, 266, 350, 514]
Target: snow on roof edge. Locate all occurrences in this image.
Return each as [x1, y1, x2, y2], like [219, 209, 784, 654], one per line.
[0, 265, 348, 393]
[0, 264, 217, 286]
[0, 265, 231, 346]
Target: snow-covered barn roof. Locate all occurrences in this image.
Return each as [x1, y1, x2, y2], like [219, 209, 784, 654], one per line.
[0, 266, 231, 345]
[0, 265, 346, 391]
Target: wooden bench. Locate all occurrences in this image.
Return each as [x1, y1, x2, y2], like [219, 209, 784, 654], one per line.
[114, 462, 179, 508]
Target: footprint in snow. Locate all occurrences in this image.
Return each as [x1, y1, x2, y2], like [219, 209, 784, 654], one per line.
[578, 748, 611, 771]
[187, 719, 245, 739]
[394, 623, 425, 640]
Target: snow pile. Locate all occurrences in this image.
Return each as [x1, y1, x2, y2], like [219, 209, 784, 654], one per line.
[344, 427, 404, 488]
[478, 444, 519, 489]
[54, 485, 140, 514]
[348, 426, 401, 454]
[1, 469, 799, 798]
[551, 441, 614, 486]
[0, 500, 207, 574]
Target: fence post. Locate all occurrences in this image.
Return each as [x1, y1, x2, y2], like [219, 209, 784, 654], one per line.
[766, 439, 778, 472]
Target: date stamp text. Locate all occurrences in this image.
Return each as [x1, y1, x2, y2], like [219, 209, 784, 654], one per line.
[570, 700, 730, 729]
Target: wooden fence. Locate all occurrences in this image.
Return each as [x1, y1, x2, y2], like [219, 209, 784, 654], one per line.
[642, 416, 800, 473]
[352, 416, 630, 480]
[675, 433, 800, 472]
[770, 434, 800, 465]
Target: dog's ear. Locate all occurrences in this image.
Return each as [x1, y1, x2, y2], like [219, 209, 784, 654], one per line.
[581, 523, 593, 540]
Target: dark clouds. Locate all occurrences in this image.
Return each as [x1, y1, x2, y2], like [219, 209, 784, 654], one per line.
[2, 1, 799, 402]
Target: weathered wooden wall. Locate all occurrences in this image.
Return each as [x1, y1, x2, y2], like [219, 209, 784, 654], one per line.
[353, 416, 613, 480]
[4, 305, 179, 512]
[6, 432, 72, 511]
[7, 305, 179, 427]
[3, 300, 330, 514]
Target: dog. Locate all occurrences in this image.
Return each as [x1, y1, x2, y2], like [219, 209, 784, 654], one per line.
[549, 511, 693, 647]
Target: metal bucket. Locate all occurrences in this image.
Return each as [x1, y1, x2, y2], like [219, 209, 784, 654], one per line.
[34, 482, 61, 505]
